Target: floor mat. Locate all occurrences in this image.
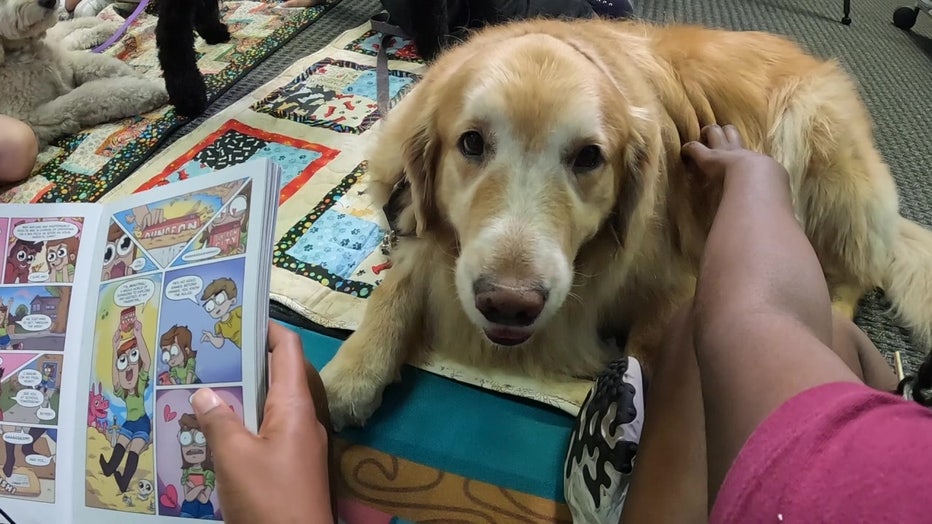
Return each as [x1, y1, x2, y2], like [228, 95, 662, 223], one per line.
[102, 21, 596, 414]
[0, 0, 339, 205]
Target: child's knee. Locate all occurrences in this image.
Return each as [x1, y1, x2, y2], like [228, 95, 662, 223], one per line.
[0, 116, 39, 184]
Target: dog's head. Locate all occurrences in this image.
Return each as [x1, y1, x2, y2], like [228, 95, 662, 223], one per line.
[377, 24, 661, 347]
[0, 0, 60, 62]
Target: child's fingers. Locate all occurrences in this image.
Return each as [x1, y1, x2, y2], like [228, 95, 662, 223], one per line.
[699, 124, 727, 148]
[681, 141, 711, 165]
[722, 125, 744, 147]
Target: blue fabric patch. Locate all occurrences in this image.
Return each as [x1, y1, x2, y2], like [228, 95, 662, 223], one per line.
[285, 209, 383, 279]
[254, 143, 322, 188]
[344, 70, 414, 101]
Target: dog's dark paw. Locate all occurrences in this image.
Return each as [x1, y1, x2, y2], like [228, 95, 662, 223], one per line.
[197, 23, 231, 45]
[166, 72, 208, 117]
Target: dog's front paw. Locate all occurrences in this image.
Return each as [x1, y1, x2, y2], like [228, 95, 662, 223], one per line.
[198, 23, 231, 45]
[320, 357, 386, 431]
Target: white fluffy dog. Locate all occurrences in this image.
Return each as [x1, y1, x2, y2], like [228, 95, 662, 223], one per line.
[0, 0, 167, 147]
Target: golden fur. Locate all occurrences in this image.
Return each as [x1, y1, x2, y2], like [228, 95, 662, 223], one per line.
[320, 18, 932, 429]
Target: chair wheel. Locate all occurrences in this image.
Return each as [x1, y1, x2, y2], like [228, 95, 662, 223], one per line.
[842, 16, 852, 25]
[893, 6, 919, 30]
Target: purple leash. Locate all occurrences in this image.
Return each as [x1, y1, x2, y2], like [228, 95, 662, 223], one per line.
[91, 0, 150, 53]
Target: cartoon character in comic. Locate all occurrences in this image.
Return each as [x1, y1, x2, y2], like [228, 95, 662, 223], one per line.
[102, 223, 137, 281]
[99, 319, 151, 493]
[0, 298, 21, 351]
[38, 363, 56, 409]
[88, 382, 110, 435]
[159, 325, 200, 385]
[177, 413, 216, 519]
[200, 278, 241, 350]
[122, 479, 155, 511]
[4, 238, 42, 284]
[46, 235, 79, 283]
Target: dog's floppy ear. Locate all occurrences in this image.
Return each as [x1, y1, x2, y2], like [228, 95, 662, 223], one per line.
[613, 128, 661, 248]
[369, 83, 440, 238]
[400, 118, 439, 237]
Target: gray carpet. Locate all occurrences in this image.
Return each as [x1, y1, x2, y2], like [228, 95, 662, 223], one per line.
[633, 0, 932, 372]
[159, 0, 932, 371]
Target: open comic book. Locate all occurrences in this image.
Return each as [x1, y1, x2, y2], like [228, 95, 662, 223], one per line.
[0, 159, 280, 524]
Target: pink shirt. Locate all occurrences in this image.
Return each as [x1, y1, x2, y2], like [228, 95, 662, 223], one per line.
[712, 381, 932, 523]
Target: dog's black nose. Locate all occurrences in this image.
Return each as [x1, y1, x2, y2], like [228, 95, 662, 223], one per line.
[38, 0, 57, 9]
[474, 279, 547, 327]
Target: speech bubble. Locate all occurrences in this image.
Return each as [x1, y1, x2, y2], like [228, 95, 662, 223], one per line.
[13, 221, 79, 243]
[2, 432, 33, 445]
[16, 314, 52, 332]
[15, 389, 44, 408]
[130, 257, 147, 271]
[28, 271, 49, 283]
[165, 275, 203, 305]
[229, 195, 248, 215]
[17, 369, 42, 387]
[36, 407, 56, 421]
[114, 278, 156, 308]
[181, 247, 221, 263]
[24, 454, 51, 467]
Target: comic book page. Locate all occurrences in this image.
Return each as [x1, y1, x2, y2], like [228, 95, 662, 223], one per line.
[0, 206, 104, 524]
[73, 158, 279, 523]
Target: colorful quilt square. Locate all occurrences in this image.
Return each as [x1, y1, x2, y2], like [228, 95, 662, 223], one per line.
[284, 208, 383, 280]
[252, 58, 421, 134]
[135, 120, 339, 204]
[343, 30, 422, 62]
[273, 164, 383, 298]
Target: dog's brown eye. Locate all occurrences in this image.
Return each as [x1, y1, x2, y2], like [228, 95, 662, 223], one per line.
[458, 131, 485, 159]
[573, 145, 603, 173]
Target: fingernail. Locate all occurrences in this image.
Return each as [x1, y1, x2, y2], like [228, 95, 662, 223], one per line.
[192, 388, 223, 415]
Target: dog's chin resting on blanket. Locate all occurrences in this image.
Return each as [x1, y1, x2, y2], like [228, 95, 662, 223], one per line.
[319, 18, 932, 430]
[0, 0, 167, 148]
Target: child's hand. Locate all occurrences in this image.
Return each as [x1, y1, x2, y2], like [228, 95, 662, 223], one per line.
[682, 124, 785, 181]
[192, 322, 332, 524]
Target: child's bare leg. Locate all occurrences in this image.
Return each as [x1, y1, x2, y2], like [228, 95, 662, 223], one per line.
[0, 116, 38, 185]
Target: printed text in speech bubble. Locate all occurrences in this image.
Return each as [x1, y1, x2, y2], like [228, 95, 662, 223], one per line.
[36, 407, 56, 421]
[18, 369, 42, 387]
[15, 389, 44, 408]
[13, 221, 79, 243]
[28, 271, 49, 283]
[25, 454, 52, 467]
[166, 275, 203, 305]
[16, 314, 52, 332]
[2, 432, 33, 445]
[114, 278, 156, 308]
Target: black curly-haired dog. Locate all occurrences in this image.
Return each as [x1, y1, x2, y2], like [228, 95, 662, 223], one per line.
[155, 0, 230, 117]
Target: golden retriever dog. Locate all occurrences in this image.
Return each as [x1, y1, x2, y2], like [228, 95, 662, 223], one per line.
[320, 18, 932, 429]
